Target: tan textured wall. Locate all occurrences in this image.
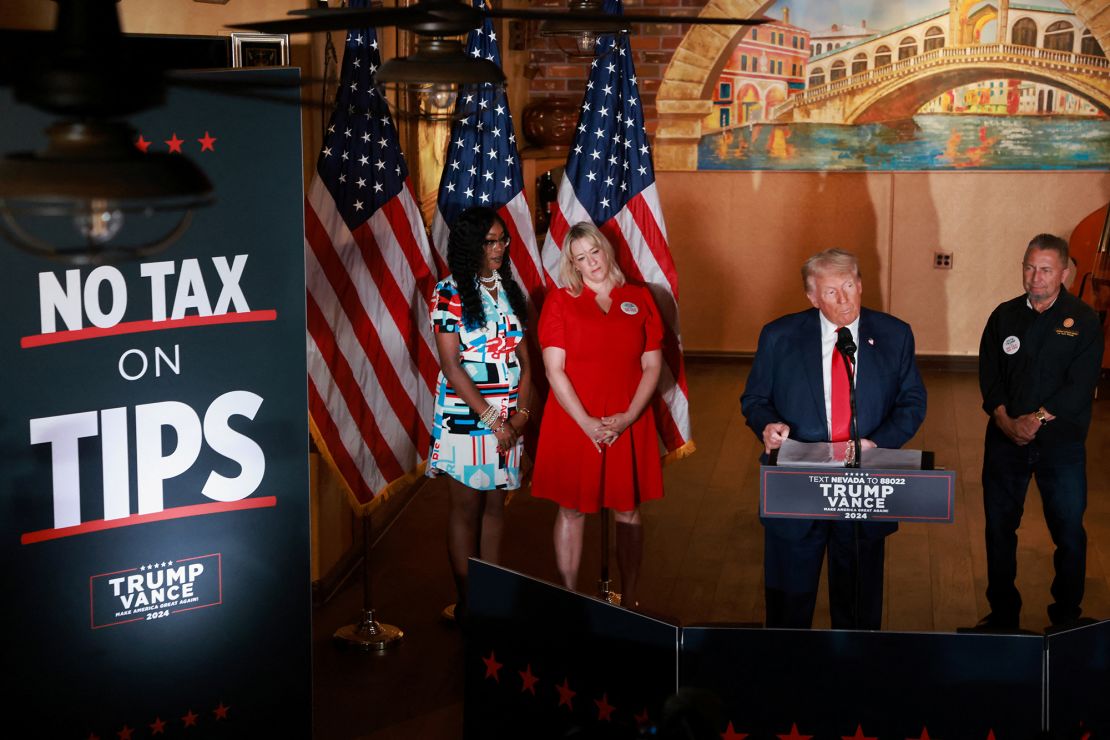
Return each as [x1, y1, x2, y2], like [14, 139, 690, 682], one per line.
[660, 170, 1110, 355]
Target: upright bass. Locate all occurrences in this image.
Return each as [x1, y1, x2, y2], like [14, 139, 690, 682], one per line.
[1068, 202, 1110, 391]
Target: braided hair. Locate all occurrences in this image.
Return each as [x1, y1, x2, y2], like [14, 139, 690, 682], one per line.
[447, 206, 529, 330]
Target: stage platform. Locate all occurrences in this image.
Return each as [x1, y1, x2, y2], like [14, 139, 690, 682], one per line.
[310, 361, 1110, 739]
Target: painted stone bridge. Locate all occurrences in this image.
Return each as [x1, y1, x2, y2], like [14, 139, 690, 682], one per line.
[770, 43, 1110, 125]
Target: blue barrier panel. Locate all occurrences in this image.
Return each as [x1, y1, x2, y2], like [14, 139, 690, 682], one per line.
[466, 559, 679, 739]
[1047, 619, 1110, 736]
[681, 626, 1045, 738]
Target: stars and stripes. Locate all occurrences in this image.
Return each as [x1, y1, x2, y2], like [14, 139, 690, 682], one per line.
[304, 3, 442, 510]
[540, 0, 693, 460]
[431, 0, 546, 308]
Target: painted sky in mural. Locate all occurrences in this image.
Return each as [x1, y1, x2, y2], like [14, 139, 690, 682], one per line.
[697, 0, 1109, 170]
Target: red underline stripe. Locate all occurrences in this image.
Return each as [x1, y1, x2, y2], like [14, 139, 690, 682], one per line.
[20, 310, 278, 348]
[21, 496, 278, 545]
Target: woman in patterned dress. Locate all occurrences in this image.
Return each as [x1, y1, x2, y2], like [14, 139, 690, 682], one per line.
[428, 206, 534, 621]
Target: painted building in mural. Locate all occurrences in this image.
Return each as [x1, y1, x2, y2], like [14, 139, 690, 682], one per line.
[705, 10, 810, 129]
[697, 0, 1110, 171]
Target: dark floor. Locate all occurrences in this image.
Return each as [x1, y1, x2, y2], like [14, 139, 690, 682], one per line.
[311, 360, 1110, 739]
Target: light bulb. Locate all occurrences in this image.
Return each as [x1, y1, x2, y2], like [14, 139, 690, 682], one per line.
[428, 83, 458, 112]
[74, 199, 125, 245]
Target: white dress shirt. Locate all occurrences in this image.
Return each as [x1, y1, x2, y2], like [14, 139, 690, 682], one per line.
[818, 312, 860, 439]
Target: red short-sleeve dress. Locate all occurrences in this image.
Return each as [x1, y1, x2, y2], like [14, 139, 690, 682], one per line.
[531, 283, 665, 513]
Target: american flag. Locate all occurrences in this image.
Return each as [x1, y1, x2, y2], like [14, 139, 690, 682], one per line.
[541, 0, 694, 459]
[430, 0, 546, 307]
[304, 8, 442, 511]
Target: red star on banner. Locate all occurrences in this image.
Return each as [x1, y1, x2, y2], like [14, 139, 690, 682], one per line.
[149, 716, 166, 735]
[116, 725, 134, 740]
[907, 728, 931, 740]
[135, 135, 151, 153]
[181, 709, 198, 728]
[722, 721, 748, 739]
[519, 664, 538, 695]
[213, 702, 230, 720]
[164, 133, 184, 153]
[482, 651, 504, 682]
[844, 725, 876, 740]
[595, 693, 616, 722]
[634, 708, 651, 728]
[986, 732, 996, 740]
[198, 131, 217, 152]
[556, 677, 576, 710]
[778, 723, 813, 740]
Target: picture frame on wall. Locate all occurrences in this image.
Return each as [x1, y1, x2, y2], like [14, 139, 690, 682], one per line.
[231, 32, 290, 68]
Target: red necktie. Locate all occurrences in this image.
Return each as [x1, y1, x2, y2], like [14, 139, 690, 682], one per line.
[830, 329, 851, 442]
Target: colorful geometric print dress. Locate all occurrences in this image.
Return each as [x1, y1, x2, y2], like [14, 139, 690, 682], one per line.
[427, 276, 525, 491]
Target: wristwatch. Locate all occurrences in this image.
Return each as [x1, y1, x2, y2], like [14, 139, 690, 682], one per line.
[1035, 409, 1048, 425]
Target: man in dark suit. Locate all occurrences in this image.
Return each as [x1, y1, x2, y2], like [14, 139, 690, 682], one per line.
[741, 249, 926, 629]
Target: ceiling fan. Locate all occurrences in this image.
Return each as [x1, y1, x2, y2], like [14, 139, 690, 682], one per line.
[0, 0, 764, 263]
[234, 0, 767, 84]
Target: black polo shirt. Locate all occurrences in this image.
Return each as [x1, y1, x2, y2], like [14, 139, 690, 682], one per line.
[979, 289, 1103, 445]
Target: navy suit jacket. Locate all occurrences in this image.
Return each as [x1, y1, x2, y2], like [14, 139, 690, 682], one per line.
[741, 307, 927, 541]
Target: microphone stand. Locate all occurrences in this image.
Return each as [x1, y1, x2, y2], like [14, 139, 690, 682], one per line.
[837, 332, 862, 630]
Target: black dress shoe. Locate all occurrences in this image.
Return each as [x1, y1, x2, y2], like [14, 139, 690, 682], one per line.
[1044, 616, 1099, 635]
[957, 613, 1021, 634]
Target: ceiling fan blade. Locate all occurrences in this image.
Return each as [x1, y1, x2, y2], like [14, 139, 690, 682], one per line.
[229, 6, 425, 34]
[229, 3, 481, 35]
[483, 7, 768, 26]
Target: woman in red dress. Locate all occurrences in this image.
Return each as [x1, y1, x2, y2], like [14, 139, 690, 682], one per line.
[532, 222, 664, 608]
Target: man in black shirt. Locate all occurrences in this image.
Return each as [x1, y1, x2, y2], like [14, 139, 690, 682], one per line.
[976, 233, 1104, 633]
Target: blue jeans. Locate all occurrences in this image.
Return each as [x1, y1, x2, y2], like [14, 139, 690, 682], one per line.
[982, 424, 1088, 625]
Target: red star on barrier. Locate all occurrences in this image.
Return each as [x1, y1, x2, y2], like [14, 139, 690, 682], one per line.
[164, 133, 184, 153]
[556, 678, 576, 710]
[634, 708, 651, 728]
[722, 721, 748, 739]
[519, 664, 538, 695]
[907, 728, 931, 740]
[778, 723, 813, 740]
[482, 651, 503, 682]
[198, 131, 217, 152]
[87, 733, 100, 740]
[213, 702, 230, 720]
[116, 725, 134, 740]
[135, 135, 151, 153]
[844, 725, 876, 740]
[181, 709, 198, 728]
[149, 716, 166, 735]
[986, 732, 996, 740]
[595, 693, 616, 722]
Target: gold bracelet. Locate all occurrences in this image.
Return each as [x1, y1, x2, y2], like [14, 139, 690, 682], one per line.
[479, 404, 500, 429]
[516, 406, 532, 419]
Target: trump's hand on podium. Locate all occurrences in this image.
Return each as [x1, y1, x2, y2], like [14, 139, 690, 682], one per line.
[762, 423, 791, 455]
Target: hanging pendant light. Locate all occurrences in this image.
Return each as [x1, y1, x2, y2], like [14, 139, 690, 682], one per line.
[538, 0, 630, 58]
[376, 36, 505, 121]
[0, 119, 213, 265]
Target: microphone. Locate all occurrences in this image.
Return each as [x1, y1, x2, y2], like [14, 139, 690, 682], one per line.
[836, 326, 857, 360]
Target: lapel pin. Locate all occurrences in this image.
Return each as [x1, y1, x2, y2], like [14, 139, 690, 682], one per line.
[867, 338, 875, 345]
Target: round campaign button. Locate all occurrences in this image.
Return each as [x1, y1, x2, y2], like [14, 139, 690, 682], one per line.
[620, 301, 639, 315]
[1003, 335, 1020, 355]
[1063, 317, 1075, 328]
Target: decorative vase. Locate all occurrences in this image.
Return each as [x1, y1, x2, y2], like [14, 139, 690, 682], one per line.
[522, 97, 578, 149]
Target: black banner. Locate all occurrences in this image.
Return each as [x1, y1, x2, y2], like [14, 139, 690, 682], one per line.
[761, 465, 956, 522]
[1, 70, 311, 736]
[466, 559, 679, 740]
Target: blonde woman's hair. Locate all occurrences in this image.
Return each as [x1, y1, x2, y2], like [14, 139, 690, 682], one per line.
[801, 248, 860, 294]
[559, 222, 626, 296]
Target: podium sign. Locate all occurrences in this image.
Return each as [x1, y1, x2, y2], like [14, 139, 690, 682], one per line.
[760, 466, 956, 522]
